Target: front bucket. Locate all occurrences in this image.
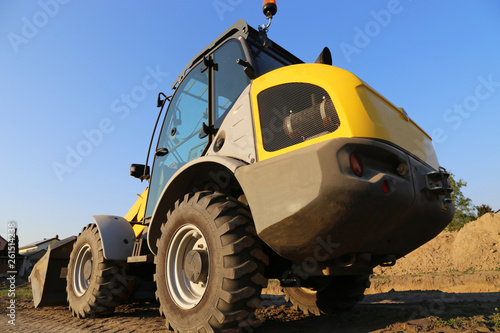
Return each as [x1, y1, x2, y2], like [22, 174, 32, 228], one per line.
[29, 236, 76, 307]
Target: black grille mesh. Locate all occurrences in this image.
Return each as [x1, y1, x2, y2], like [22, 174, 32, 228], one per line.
[257, 83, 340, 152]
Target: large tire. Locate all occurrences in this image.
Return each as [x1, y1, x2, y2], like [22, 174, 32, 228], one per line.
[154, 191, 268, 332]
[284, 275, 370, 316]
[67, 223, 134, 318]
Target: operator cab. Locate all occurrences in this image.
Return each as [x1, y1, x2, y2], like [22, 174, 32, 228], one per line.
[138, 18, 302, 220]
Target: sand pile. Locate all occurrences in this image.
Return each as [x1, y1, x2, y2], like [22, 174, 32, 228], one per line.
[374, 213, 500, 276]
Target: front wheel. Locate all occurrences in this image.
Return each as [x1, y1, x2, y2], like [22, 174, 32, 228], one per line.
[154, 192, 268, 332]
[67, 224, 134, 318]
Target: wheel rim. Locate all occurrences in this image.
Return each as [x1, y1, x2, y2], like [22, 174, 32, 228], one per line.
[166, 224, 209, 309]
[73, 244, 93, 297]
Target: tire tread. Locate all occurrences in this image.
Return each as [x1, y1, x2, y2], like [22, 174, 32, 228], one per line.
[67, 224, 134, 318]
[154, 191, 268, 332]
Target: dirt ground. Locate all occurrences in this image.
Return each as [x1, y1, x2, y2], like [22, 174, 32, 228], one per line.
[1, 289, 499, 333]
[1, 214, 499, 332]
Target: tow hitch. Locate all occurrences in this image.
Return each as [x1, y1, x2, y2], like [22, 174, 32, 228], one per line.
[426, 167, 453, 203]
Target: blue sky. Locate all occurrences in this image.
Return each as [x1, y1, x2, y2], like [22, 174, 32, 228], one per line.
[1, 0, 499, 246]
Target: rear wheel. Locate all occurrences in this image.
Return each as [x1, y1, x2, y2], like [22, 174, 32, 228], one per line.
[154, 191, 268, 332]
[283, 275, 370, 316]
[67, 224, 134, 318]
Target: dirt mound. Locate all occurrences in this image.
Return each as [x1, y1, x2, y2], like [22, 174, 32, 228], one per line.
[374, 213, 500, 276]
[453, 213, 500, 271]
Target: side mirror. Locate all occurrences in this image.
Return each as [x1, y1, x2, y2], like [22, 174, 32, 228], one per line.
[130, 164, 150, 179]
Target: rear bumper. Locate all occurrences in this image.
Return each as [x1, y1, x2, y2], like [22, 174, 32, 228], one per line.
[235, 138, 454, 265]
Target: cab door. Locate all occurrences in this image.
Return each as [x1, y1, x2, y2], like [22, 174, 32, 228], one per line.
[145, 61, 209, 219]
[145, 39, 250, 219]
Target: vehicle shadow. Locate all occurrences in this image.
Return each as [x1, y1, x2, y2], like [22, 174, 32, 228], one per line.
[254, 290, 500, 333]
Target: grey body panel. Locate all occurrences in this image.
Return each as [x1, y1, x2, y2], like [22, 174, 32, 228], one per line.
[206, 85, 257, 164]
[235, 137, 454, 263]
[92, 215, 135, 260]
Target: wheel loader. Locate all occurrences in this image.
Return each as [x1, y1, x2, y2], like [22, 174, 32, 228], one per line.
[31, 1, 454, 331]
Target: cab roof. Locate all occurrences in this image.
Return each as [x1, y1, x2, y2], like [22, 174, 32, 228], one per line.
[172, 19, 303, 89]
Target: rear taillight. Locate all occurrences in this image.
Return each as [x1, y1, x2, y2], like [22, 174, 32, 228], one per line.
[350, 153, 364, 177]
[382, 180, 390, 194]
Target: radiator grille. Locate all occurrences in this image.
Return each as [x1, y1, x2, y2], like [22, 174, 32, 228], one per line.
[257, 83, 340, 152]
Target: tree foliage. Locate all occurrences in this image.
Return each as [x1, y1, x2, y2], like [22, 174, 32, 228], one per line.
[476, 204, 494, 218]
[446, 173, 476, 231]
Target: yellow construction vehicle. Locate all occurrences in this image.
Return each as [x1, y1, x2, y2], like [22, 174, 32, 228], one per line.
[31, 1, 454, 331]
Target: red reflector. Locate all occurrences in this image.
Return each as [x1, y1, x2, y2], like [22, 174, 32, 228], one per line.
[382, 180, 389, 194]
[350, 153, 363, 177]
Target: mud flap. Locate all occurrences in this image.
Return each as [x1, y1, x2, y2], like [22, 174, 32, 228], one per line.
[29, 236, 76, 307]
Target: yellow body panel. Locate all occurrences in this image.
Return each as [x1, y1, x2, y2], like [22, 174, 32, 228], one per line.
[132, 224, 146, 238]
[250, 64, 439, 169]
[124, 188, 149, 223]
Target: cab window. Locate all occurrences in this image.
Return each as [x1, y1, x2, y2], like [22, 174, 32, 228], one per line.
[213, 40, 250, 127]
